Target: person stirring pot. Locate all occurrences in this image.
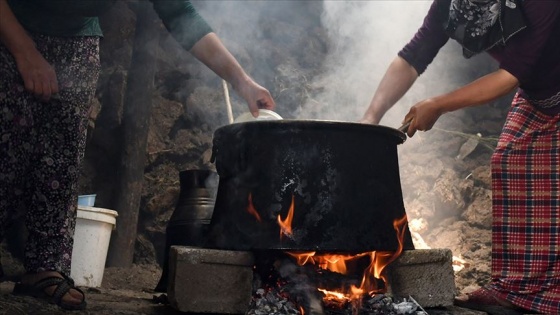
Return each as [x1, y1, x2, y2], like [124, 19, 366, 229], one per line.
[361, 0, 559, 313]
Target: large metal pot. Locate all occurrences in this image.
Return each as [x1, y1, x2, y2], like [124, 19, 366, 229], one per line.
[207, 120, 414, 253]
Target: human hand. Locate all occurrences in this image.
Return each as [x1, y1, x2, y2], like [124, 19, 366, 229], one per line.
[401, 98, 444, 137]
[235, 78, 276, 117]
[15, 49, 59, 102]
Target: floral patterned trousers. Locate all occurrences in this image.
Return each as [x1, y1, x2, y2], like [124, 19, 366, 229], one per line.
[0, 34, 100, 275]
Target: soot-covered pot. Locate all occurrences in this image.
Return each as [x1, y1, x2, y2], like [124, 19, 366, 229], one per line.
[207, 120, 414, 253]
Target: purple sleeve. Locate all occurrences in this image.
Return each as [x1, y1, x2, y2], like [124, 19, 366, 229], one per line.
[398, 0, 450, 75]
[498, 1, 560, 85]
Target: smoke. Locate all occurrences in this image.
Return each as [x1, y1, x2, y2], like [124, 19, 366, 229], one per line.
[191, 0, 295, 84]
[193, 0, 493, 126]
[300, 1, 433, 123]
[304, 0, 494, 126]
[189, 0, 502, 281]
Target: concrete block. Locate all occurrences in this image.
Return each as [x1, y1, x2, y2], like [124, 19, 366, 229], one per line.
[387, 248, 455, 307]
[168, 246, 254, 314]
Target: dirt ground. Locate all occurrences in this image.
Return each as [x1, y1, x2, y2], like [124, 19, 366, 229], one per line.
[0, 263, 487, 315]
[0, 264, 179, 315]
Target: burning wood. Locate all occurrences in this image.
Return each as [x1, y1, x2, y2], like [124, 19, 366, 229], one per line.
[247, 203, 415, 314]
[247, 217, 416, 315]
[247, 266, 428, 315]
[241, 185, 421, 314]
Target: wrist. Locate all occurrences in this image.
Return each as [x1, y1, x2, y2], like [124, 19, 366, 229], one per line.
[362, 106, 385, 125]
[231, 74, 252, 91]
[428, 97, 449, 115]
[11, 42, 40, 63]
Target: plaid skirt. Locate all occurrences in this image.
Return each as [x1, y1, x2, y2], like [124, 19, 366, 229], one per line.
[488, 93, 560, 313]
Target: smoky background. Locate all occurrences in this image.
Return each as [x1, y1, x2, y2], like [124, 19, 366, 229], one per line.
[192, 0, 504, 235]
[193, 0, 498, 126]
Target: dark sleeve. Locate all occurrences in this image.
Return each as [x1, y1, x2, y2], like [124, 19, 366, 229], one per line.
[150, 0, 213, 51]
[498, 1, 560, 85]
[398, 0, 450, 75]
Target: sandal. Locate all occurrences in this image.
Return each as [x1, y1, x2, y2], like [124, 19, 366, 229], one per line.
[454, 287, 525, 315]
[12, 274, 87, 310]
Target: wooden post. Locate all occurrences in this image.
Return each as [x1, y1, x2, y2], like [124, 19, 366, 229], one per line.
[106, 1, 160, 267]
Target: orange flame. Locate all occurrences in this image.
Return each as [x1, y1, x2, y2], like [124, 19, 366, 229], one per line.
[277, 195, 295, 238]
[287, 214, 409, 305]
[287, 251, 369, 275]
[318, 289, 350, 302]
[246, 193, 262, 222]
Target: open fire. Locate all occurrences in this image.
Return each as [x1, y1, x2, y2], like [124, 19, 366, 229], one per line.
[166, 122, 453, 314]
[245, 195, 427, 315]
[287, 214, 407, 300]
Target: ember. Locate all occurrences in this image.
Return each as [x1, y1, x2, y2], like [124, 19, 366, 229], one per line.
[247, 258, 428, 315]
[246, 213, 415, 315]
[285, 214, 408, 299]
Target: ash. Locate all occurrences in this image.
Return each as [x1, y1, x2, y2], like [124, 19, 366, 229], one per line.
[247, 286, 428, 315]
[247, 255, 428, 315]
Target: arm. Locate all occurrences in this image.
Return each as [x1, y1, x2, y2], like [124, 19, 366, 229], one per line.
[403, 1, 559, 137]
[361, 0, 448, 125]
[403, 69, 518, 137]
[0, 0, 58, 101]
[360, 56, 418, 124]
[151, 0, 275, 116]
[189, 33, 275, 116]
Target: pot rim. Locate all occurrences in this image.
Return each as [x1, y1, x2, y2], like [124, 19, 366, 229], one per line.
[218, 119, 407, 143]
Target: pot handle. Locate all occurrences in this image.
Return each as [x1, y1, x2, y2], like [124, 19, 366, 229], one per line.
[398, 120, 411, 133]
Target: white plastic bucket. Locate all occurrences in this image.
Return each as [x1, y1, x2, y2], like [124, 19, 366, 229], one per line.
[71, 206, 118, 287]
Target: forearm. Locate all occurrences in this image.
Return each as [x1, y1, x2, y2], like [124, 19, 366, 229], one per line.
[402, 68, 519, 137]
[362, 56, 418, 124]
[189, 32, 275, 113]
[432, 69, 519, 114]
[0, 0, 37, 61]
[189, 33, 251, 90]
